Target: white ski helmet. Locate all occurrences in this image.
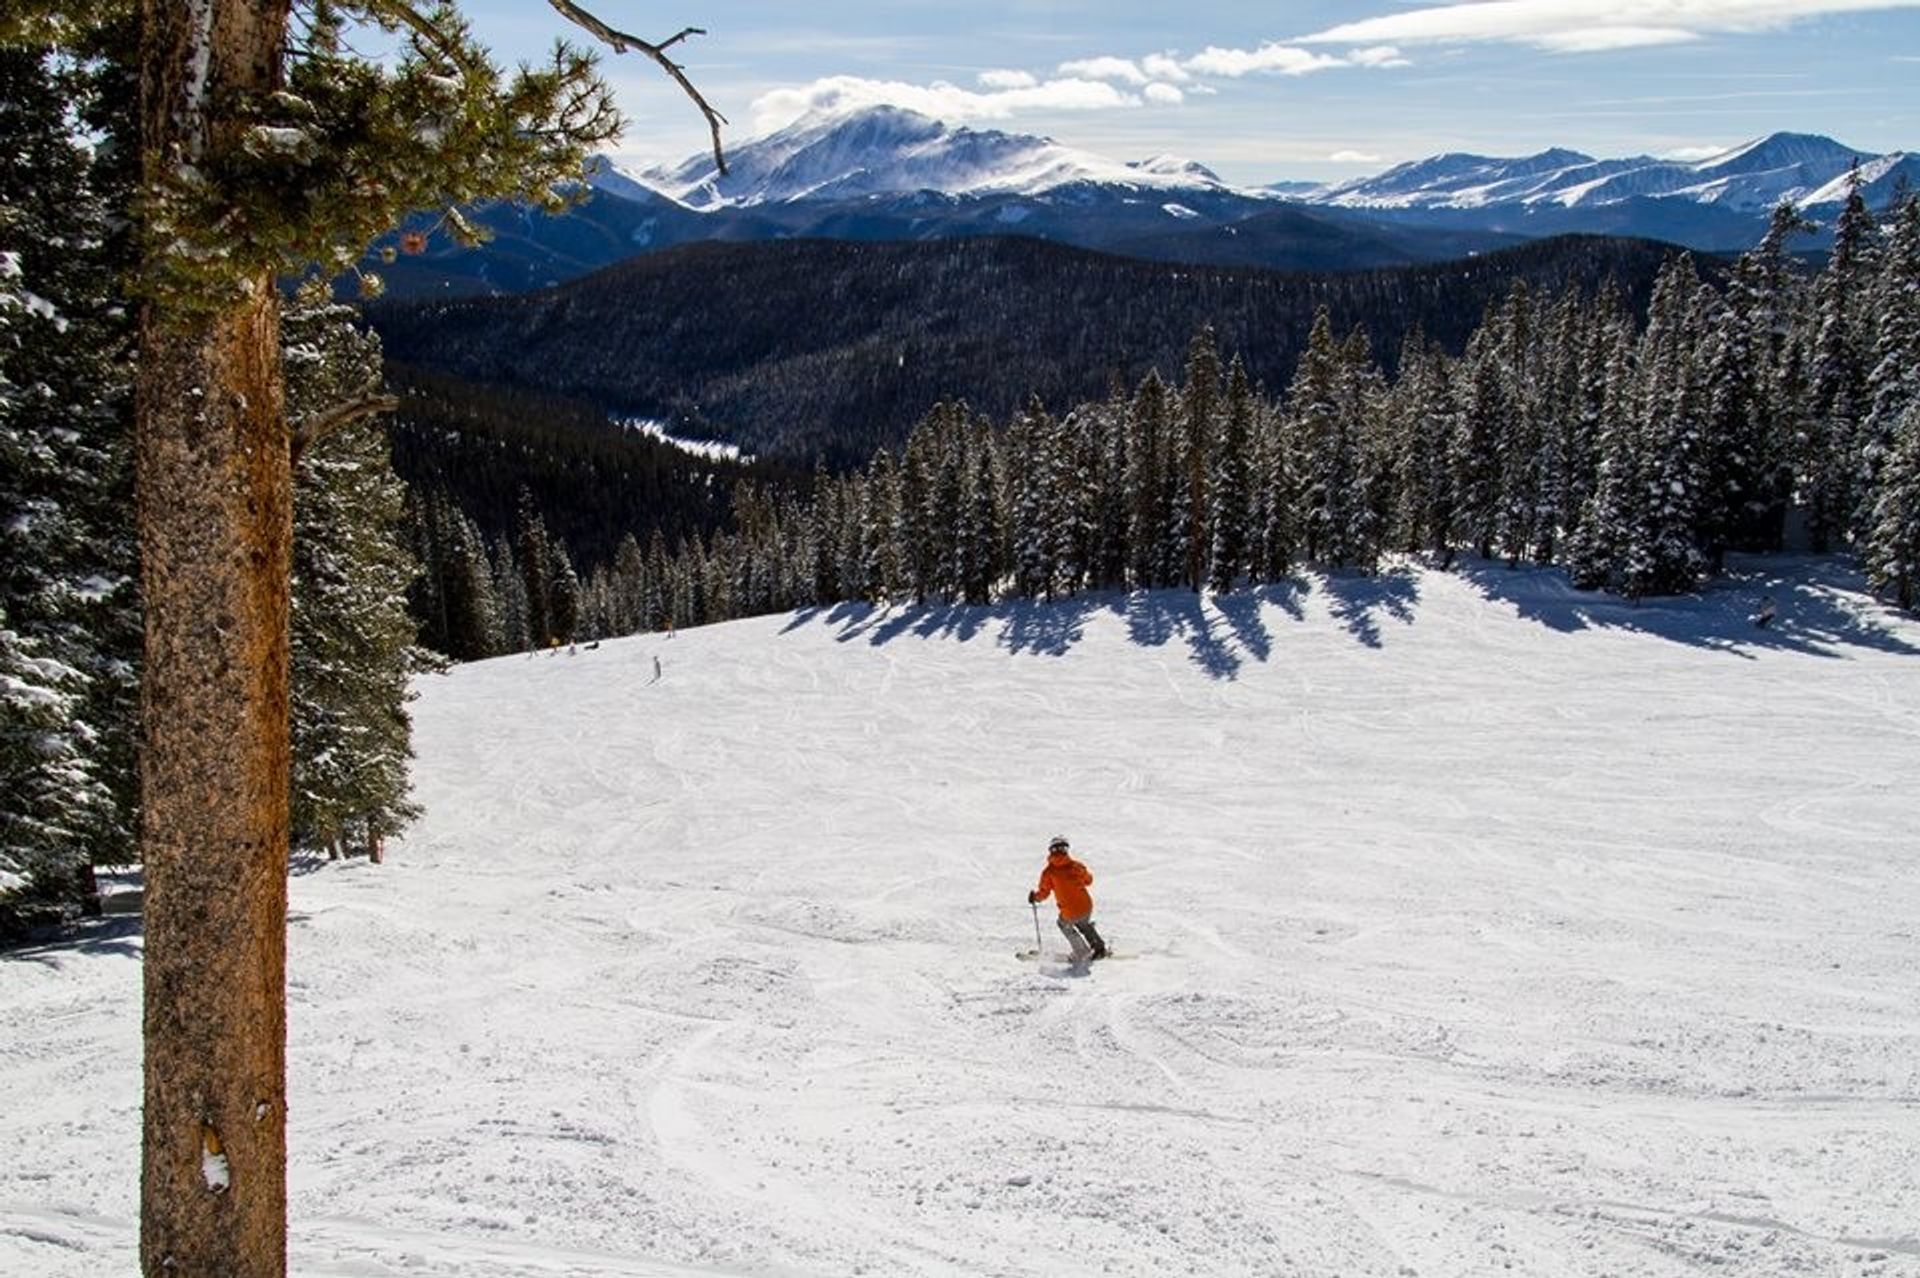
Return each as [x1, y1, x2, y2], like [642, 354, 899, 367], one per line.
[1048, 835, 1070, 853]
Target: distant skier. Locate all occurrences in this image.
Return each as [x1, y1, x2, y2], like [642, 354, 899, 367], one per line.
[1029, 836, 1107, 962]
[1753, 595, 1778, 629]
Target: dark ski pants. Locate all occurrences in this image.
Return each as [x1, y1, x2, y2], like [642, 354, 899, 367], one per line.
[1057, 912, 1105, 960]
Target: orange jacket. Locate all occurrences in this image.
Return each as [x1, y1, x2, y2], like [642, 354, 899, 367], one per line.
[1033, 852, 1093, 918]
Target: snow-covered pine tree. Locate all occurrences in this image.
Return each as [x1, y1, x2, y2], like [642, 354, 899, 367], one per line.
[284, 296, 424, 862]
[1051, 407, 1097, 597]
[1250, 373, 1297, 583]
[1086, 393, 1131, 591]
[516, 488, 554, 648]
[1338, 326, 1387, 574]
[831, 476, 864, 606]
[0, 44, 137, 935]
[611, 532, 645, 634]
[1180, 326, 1223, 590]
[1490, 282, 1546, 565]
[896, 418, 939, 604]
[1566, 315, 1642, 591]
[1453, 326, 1507, 560]
[1804, 171, 1878, 549]
[928, 406, 970, 602]
[1156, 383, 1193, 589]
[1126, 370, 1171, 589]
[1621, 254, 1710, 599]
[490, 535, 531, 652]
[858, 448, 900, 602]
[1205, 358, 1254, 593]
[1862, 194, 1920, 531]
[1009, 396, 1056, 599]
[806, 461, 839, 605]
[443, 502, 503, 659]
[959, 416, 1002, 605]
[1533, 288, 1587, 564]
[1864, 400, 1920, 611]
[1387, 331, 1457, 559]
[1289, 309, 1360, 567]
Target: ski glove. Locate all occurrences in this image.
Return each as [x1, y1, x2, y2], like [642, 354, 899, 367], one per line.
[1027, 891, 1040, 904]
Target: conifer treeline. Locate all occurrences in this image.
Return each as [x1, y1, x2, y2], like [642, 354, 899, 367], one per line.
[2, 46, 426, 933]
[432, 189, 1918, 653]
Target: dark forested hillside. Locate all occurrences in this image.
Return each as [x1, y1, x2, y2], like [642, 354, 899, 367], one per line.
[386, 366, 801, 570]
[370, 234, 1695, 467]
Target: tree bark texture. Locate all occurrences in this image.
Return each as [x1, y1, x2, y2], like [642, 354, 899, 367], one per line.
[139, 2, 294, 1275]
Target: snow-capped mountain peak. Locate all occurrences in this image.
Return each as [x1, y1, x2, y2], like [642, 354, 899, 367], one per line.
[605, 105, 1235, 210]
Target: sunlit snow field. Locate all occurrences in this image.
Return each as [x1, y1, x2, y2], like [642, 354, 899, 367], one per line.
[4, 558, 1919, 1277]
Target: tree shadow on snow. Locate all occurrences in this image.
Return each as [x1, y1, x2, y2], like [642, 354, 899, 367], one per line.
[1, 912, 144, 965]
[999, 594, 1106, 657]
[1319, 567, 1420, 650]
[784, 554, 1912, 677]
[1123, 590, 1243, 679]
[1453, 554, 1920, 660]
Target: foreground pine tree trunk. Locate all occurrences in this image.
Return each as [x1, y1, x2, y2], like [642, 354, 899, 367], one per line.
[138, 3, 293, 1274]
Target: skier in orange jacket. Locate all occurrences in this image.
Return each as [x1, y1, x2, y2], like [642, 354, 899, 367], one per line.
[1029, 835, 1107, 961]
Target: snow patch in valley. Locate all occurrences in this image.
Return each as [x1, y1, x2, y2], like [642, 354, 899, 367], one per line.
[616, 418, 749, 463]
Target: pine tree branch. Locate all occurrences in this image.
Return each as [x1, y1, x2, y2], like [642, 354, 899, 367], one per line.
[290, 393, 400, 462]
[543, 3, 728, 174]
[373, 0, 484, 74]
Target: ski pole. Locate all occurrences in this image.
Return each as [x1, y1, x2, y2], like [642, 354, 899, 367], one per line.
[1031, 900, 1043, 955]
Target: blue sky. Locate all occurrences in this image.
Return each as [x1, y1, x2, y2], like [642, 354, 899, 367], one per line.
[475, 2, 1920, 181]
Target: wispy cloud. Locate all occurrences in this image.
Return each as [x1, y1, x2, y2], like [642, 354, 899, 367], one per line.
[1300, 0, 1920, 53]
[1329, 149, 1386, 163]
[1144, 83, 1185, 106]
[1185, 43, 1350, 77]
[1659, 143, 1731, 160]
[750, 76, 1139, 133]
[1053, 42, 1409, 85]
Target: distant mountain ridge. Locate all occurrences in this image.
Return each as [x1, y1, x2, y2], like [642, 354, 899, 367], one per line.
[358, 108, 1910, 300]
[603, 108, 1909, 217]
[1312, 132, 1913, 213]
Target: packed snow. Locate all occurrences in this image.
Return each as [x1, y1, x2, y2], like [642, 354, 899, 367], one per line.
[5, 558, 1920, 1277]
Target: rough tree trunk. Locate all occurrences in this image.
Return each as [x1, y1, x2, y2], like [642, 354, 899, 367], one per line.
[138, 2, 294, 1275]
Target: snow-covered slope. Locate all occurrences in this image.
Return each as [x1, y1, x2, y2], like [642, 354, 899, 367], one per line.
[6, 559, 1920, 1277]
[1310, 132, 1884, 213]
[627, 106, 1232, 209]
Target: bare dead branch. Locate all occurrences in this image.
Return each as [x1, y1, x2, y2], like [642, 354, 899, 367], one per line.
[289, 393, 400, 462]
[544, 2, 728, 174]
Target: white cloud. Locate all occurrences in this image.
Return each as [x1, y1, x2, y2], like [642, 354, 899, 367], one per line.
[1144, 83, 1186, 105]
[1186, 42, 1349, 77]
[1300, 0, 1920, 53]
[750, 76, 1139, 133]
[978, 69, 1038, 90]
[1348, 45, 1412, 67]
[1141, 53, 1192, 83]
[1659, 143, 1732, 160]
[1330, 149, 1386, 163]
[1058, 55, 1151, 85]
